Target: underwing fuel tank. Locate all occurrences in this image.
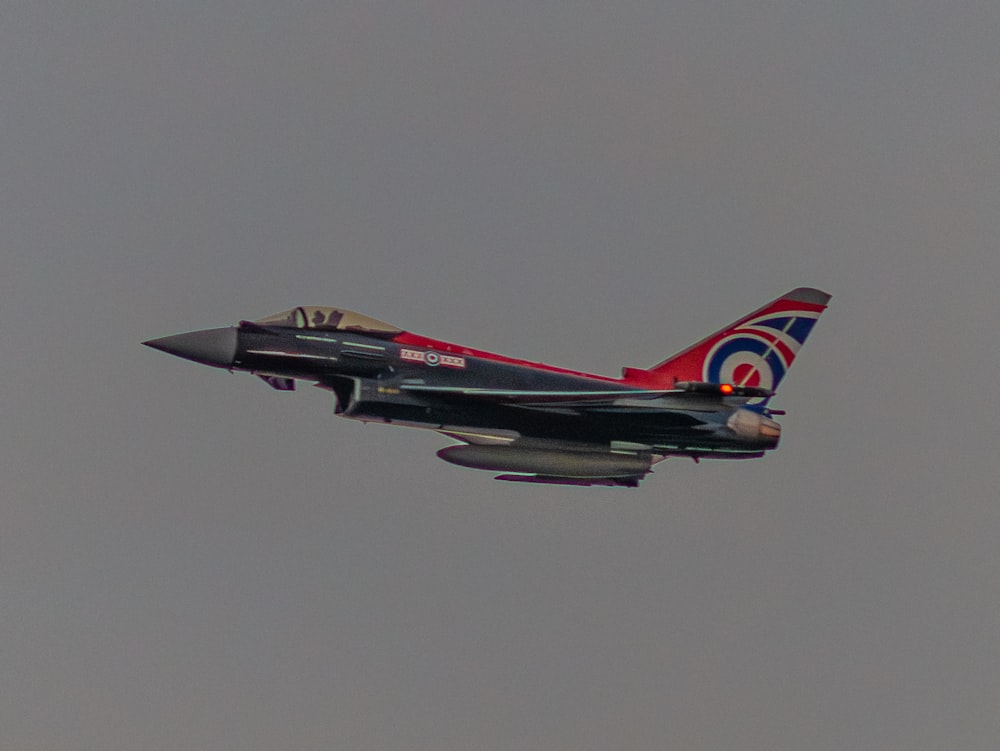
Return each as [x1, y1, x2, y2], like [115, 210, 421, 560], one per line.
[437, 445, 652, 479]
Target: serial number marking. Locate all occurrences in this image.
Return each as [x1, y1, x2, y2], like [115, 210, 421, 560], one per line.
[400, 348, 466, 369]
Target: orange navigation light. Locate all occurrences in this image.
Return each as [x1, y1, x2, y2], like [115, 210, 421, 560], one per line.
[720, 383, 734, 394]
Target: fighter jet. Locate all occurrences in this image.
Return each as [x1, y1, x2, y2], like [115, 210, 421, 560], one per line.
[144, 287, 830, 487]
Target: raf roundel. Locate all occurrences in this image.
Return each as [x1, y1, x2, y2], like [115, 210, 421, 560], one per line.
[702, 311, 821, 392]
[705, 336, 782, 391]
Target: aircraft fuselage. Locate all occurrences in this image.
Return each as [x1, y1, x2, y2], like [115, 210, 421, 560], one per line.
[145, 289, 829, 486]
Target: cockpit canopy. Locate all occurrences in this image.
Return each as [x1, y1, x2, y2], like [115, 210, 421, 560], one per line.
[254, 306, 403, 338]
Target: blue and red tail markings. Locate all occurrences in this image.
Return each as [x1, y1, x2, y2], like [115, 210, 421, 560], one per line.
[702, 309, 821, 390]
[624, 288, 831, 391]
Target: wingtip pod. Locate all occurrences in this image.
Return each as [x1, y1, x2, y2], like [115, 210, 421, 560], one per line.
[627, 287, 831, 392]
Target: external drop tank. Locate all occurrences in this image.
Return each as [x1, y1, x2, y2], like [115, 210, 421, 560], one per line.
[436, 445, 653, 479]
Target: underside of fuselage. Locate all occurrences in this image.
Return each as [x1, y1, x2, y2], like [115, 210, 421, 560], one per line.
[336, 384, 774, 465]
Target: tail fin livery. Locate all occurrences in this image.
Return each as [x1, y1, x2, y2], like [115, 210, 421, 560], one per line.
[623, 287, 831, 392]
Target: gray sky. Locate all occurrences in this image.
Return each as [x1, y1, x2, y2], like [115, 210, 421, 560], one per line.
[2, 3, 998, 749]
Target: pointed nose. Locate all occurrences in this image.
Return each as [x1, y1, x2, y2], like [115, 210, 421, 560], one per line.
[143, 327, 238, 369]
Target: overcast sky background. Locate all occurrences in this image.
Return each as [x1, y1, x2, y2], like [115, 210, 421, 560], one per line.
[2, 3, 998, 750]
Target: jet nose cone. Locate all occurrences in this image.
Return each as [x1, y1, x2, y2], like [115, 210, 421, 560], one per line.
[143, 327, 238, 369]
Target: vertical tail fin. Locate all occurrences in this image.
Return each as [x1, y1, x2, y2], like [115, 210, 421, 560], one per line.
[623, 288, 831, 392]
